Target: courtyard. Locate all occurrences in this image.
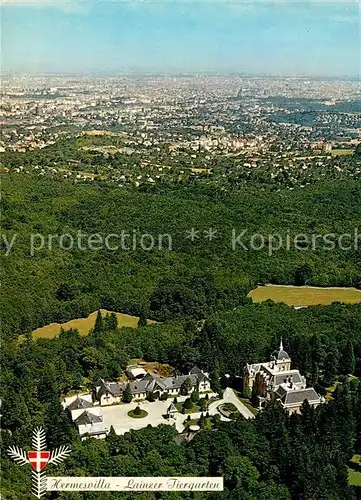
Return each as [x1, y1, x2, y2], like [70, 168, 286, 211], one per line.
[101, 389, 254, 435]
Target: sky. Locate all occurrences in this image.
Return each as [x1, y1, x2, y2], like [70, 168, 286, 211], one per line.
[2, 1, 360, 77]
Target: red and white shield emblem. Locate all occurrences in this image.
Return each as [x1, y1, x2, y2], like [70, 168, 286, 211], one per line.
[28, 451, 50, 472]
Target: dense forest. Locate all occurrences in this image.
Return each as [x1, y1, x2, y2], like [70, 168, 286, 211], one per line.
[1, 173, 360, 338]
[1, 171, 361, 498]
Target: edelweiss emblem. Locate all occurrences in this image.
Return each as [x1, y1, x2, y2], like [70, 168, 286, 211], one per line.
[7, 427, 71, 498]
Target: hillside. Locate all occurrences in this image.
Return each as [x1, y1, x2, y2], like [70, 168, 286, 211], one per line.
[1, 173, 360, 339]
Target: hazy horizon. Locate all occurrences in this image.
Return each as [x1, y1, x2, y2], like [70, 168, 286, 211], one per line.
[1, 71, 359, 81]
[2, 1, 359, 77]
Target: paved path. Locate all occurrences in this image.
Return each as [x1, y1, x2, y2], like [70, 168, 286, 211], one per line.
[174, 389, 255, 430]
[218, 387, 255, 420]
[173, 388, 256, 430]
[196, 388, 255, 420]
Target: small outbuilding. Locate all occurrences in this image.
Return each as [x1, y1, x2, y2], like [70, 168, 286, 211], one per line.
[126, 367, 147, 380]
[167, 403, 178, 419]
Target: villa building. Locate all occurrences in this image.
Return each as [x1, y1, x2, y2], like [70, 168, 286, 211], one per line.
[63, 393, 108, 440]
[95, 366, 211, 406]
[244, 340, 324, 414]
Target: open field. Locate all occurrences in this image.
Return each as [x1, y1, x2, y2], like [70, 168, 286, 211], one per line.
[190, 167, 212, 174]
[349, 470, 361, 486]
[349, 455, 361, 486]
[32, 309, 157, 339]
[331, 149, 354, 156]
[84, 130, 127, 137]
[248, 285, 361, 307]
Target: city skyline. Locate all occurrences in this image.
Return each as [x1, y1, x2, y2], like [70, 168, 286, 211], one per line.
[2, 1, 359, 77]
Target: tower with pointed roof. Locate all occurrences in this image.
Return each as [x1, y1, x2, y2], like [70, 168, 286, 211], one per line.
[270, 338, 291, 371]
[244, 340, 323, 414]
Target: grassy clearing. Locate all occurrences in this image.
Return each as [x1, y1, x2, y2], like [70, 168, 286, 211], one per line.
[190, 168, 212, 174]
[331, 149, 354, 156]
[84, 130, 128, 138]
[349, 469, 361, 486]
[32, 309, 157, 339]
[348, 455, 361, 486]
[248, 285, 361, 307]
